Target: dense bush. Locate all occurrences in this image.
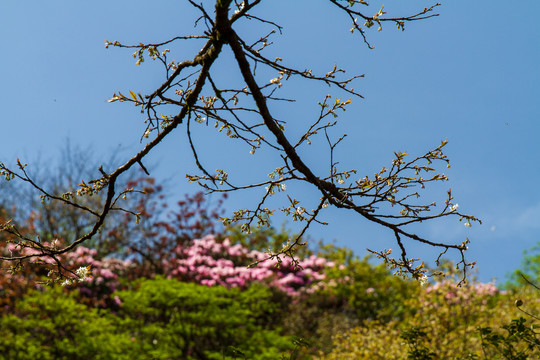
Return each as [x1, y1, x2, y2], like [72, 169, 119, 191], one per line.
[281, 245, 419, 354]
[320, 281, 540, 359]
[315, 244, 419, 321]
[2, 180, 540, 359]
[164, 235, 334, 296]
[507, 242, 540, 289]
[115, 277, 294, 359]
[0, 287, 132, 360]
[0, 279, 296, 360]
[2, 238, 539, 359]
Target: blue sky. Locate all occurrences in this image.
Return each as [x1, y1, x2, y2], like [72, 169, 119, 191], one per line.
[1, 1, 539, 283]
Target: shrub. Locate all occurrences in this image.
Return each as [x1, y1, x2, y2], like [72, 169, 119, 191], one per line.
[320, 280, 540, 359]
[280, 245, 419, 354]
[115, 277, 295, 359]
[62, 245, 132, 309]
[164, 235, 334, 297]
[0, 287, 132, 360]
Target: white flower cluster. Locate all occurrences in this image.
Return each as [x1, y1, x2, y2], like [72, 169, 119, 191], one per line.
[450, 203, 459, 212]
[60, 266, 92, 287]
[76, 266, 91, 279]
[269, 75, 283, 88]
[265, 183, 286, 195]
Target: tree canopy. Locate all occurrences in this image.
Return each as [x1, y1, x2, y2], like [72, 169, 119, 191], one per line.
[0, 0, 480, 283]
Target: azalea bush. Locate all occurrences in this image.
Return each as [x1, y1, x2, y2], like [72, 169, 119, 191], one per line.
[164, 235, 334, 297]
[106, 180, 228, 276]
[0, 238, 131, 311]
[61, 245, 132, 309]
[0, 206, 48, 313]
[0, 233, 340, 312]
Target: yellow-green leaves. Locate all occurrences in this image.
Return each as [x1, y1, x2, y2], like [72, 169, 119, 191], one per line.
[373, 5, 386, 20]
[104, 40, 121, 49]
[16, 158, 27, 170]
[107, 91, 144, 112]
[0, 161, 16, 181]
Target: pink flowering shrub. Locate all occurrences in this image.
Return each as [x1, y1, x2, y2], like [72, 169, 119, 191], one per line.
[165, 235, 334, 296]
[1, 234, 336, 311]
[0, 241, 54, 313]
[62, 246, 132, 309]
[0, 237, 132, 309]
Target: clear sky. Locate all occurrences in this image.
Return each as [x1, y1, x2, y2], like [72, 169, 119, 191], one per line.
[1, 1, 539, 283]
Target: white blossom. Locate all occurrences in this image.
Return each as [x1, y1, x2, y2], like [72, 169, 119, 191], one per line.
[450, 204, 459, 212]
[75, 266, 91, 282]
[464, 222, 472, 228]
[269, 75, 283, 87]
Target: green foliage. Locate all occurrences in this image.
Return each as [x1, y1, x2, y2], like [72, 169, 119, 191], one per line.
[2, 180, 539, 360]
[0, 287, 132, 360]
[281, 244, 418, 354]
[321, 283, 540, 359]
[400, 327, 437, 360]
[318, 244, 419, 321]
[478, 317, 540, 360]
[2, 235, 540, 360]
[115, 277, 294, 359]
[0, 278, 297, 360]
[506, 243, 540, 289]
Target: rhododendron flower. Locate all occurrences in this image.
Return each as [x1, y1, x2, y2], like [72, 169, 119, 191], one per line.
[164, 235, 336, 296]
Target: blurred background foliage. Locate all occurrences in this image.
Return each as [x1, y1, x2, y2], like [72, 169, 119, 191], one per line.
[0, 149, 539, 359]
